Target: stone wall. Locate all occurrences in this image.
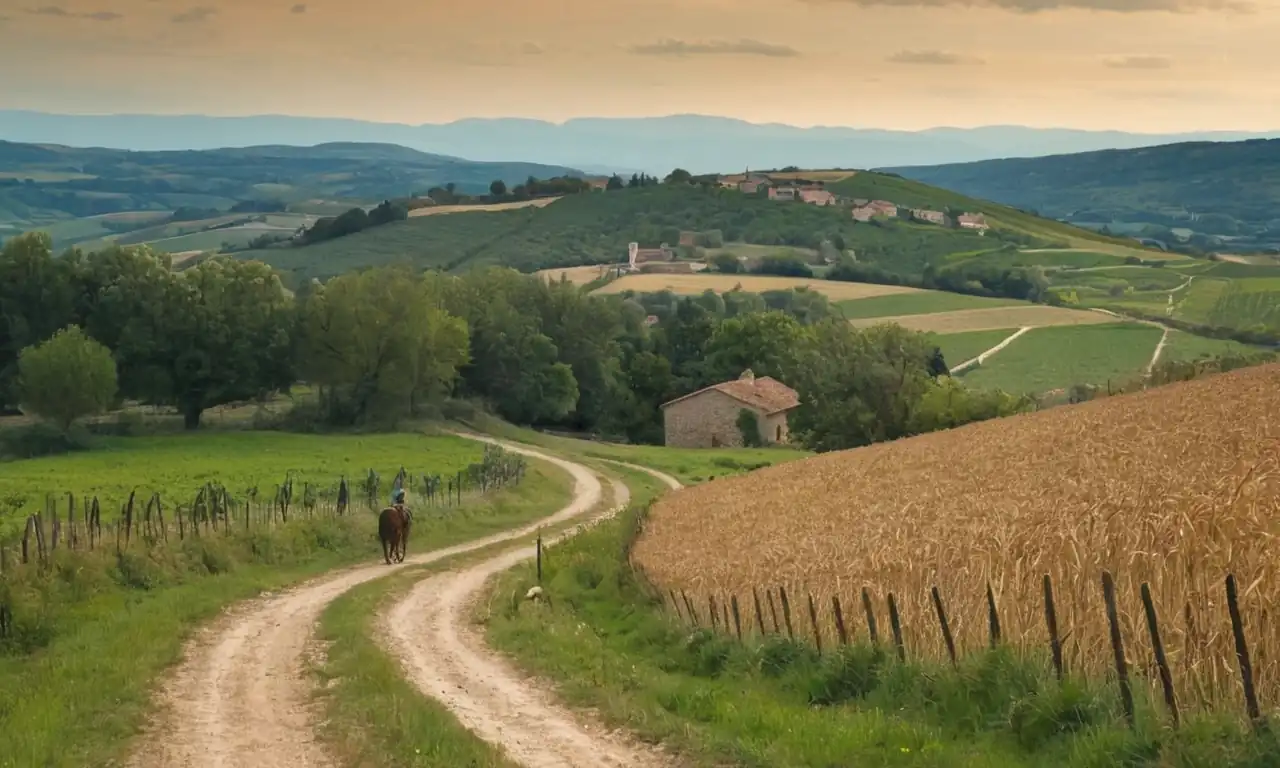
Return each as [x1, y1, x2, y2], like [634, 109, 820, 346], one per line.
[663, 389, 791, 448]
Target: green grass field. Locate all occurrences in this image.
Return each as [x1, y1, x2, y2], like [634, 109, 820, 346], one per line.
[958, 322, 1164, 394]
[1174, 279, 1230, 325]
[836, 291, 1022, 319]
[1053, 266, 1191, 292]
[1205, 278, 1280, 330]
[951, 249, 1128, 270]
[929, 328, 1019, 367]
[1159, 330, 1264, 363]
[0, 431, 570, 767]
[0, 432, 485, 533]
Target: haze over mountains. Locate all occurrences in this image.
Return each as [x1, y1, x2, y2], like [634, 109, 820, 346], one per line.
[4, 110, 1279, 176]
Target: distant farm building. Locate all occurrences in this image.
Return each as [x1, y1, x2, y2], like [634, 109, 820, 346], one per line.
[799, 188, 836, 206]
[660, 369, 800, 448]
[912, 209, 948, 225]
[768, 186, 799, 202]
[852, 200, 899, 221]
[957, 212, 989, 231]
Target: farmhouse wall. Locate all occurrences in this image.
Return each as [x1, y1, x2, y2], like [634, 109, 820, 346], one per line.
[663, 389, 789, 448]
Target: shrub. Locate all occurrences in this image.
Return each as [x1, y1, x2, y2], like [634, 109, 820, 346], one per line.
[17, 326, 118, 432]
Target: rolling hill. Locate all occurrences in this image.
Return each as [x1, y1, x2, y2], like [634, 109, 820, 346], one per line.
[885, 138, 1280, 255]
[240, 176, 1165, 284]
[0, 139, 582, 246]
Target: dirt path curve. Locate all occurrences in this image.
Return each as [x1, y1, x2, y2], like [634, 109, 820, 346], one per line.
[381, 443, 683, 768]
[950, 326, 1034, 374]
[1148, 327, 1170, 373]
[126, 434, 615, 768]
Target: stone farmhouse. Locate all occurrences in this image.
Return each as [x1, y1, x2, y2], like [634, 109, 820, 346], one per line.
[912, 208, 949, 226]
[660, 369, 800, 448]
[768, 186, 799, 202]
[851, 200, 899, 221]
[625, 242, 674, 271]
[798, 188, 837, 206]
[958, 212, 989, 231]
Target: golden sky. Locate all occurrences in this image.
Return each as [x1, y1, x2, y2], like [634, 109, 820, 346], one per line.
[1, 0, 1276, 131]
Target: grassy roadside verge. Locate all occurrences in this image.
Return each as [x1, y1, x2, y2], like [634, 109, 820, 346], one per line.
[310, 459, 606, 767]
[482, 471, 1278, 767]
[0, 458, 568, 768]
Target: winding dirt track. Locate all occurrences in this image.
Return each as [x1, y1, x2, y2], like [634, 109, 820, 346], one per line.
[381, 450, 683, 768]
[127, 435, 674, 768]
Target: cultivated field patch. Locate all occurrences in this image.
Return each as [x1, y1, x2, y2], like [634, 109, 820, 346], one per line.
[594, 274, 921, 300]
[836, 291, 1021, 319]
[634, 363, 1280, 708]
[959, 321, 1162, 393]
[849, 304, 1110, 333]
[926, 327, 1020, 368]
[407, 197, 561, 217]
[0, 431, 484, 531]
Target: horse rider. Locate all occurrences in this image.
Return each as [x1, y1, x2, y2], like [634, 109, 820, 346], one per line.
[393, 488, 412, 525]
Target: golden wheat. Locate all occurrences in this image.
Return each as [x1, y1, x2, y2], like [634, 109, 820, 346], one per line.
[848, 305, 1112, 333]
[594, 274, 919, 301]
[634, 363, 1280, 712]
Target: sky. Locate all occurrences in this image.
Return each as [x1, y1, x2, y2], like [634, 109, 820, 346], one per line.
[1, 0, 1277, 132]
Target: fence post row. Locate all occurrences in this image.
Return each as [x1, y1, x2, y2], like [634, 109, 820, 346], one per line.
[0, 448, 527, 574]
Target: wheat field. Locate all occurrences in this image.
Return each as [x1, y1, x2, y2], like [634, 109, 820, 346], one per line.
[594, 274, 921, 301]
[633, 363, 1280, 711]
[407, 197, 561, 217]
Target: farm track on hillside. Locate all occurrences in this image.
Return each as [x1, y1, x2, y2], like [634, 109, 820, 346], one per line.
[125, 435, 665, 768]
[379, 452, 682, 768]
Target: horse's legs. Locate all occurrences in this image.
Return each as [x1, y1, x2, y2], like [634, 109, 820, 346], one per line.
[381, 536, 391, 565]
[396, 532, 407, 563]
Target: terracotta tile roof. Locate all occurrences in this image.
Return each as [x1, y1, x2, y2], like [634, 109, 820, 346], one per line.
[661, 371, 801, 415]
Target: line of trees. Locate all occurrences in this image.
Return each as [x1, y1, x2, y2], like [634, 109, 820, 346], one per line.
[1, 232, 1033, 452]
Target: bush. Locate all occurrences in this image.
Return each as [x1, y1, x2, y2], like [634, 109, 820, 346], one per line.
[17, 326, 118, 432]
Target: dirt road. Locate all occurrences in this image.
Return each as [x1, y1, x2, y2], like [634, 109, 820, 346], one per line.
[380, 451, 682, 768]
[126, 435, 615, 768]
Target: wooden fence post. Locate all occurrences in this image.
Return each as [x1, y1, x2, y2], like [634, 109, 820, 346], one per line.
[862, 587, 879, 646]
[807, 593, 822, 653]
[668, 589, 684, 624]
[752, 587, 766, 636]
[536, 530, 543, 583]
[681, 590, 699, 627]
[832, 595, 849, 646]
[1226, 574, 1262, 725]
[778, 586, 795, 640]
[1139, 582, 1179, 728]
[1101, 571, 1135, 726]
[1043, 574, 1064, 680]
[986, 583, 1002, 649]
[722, 600, 730, 633]
[708, 594, 719, 631]
[730, 595, 743, 640]
[886, 592, 905, 661]
[931, 585, 957, 668]
[766, 589, 781, 634]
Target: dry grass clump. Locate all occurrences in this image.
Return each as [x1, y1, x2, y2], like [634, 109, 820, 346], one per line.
[633, 363, 1280, 711]
[406, 197, 560, 217]
[594, 274, 919, 300]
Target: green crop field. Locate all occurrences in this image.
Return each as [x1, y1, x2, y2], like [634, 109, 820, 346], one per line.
[1205, 278, 1280, 330]
[957, 322, 1163, 394]
[835, 291, 1021, 319]
[1173, 278, 1229, 324]
[928, 328, 1018, 367]
[0, 431, 485, 533]
[1159, 330, 1264, 363]
[1053, 265, 1191, 292]
[950, 249, 1127, 270]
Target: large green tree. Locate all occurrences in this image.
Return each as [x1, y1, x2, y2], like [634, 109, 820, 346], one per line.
[298, 266, 469, 425]
[0, 233, 78, 410]
[18, 325, 118, 432]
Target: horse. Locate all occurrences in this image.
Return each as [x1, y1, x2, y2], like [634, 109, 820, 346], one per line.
[378, 504, 410, 565]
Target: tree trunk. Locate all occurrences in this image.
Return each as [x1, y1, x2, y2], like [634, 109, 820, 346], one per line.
[183, 404, 202, 430]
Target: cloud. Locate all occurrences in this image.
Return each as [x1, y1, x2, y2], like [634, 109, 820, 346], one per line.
[887, 49, 984, 65]
[290, 3, 307, 13]
[799, 0, 1252, 13]
[24, 6, 121, 21]
[171, 6, 216, 23]
[628, 38, 801, 58]
[1104, 54, 1172, 68]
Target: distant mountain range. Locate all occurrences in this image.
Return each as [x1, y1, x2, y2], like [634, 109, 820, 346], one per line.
[887, 138, 1280, 253]
[4, 110, 1279, 175]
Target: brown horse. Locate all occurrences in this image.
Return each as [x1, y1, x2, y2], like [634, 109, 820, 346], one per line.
[378, 504, 410, 564]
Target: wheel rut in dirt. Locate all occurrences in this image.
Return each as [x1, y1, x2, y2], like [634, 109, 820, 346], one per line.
[380, 449, 683, 768]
